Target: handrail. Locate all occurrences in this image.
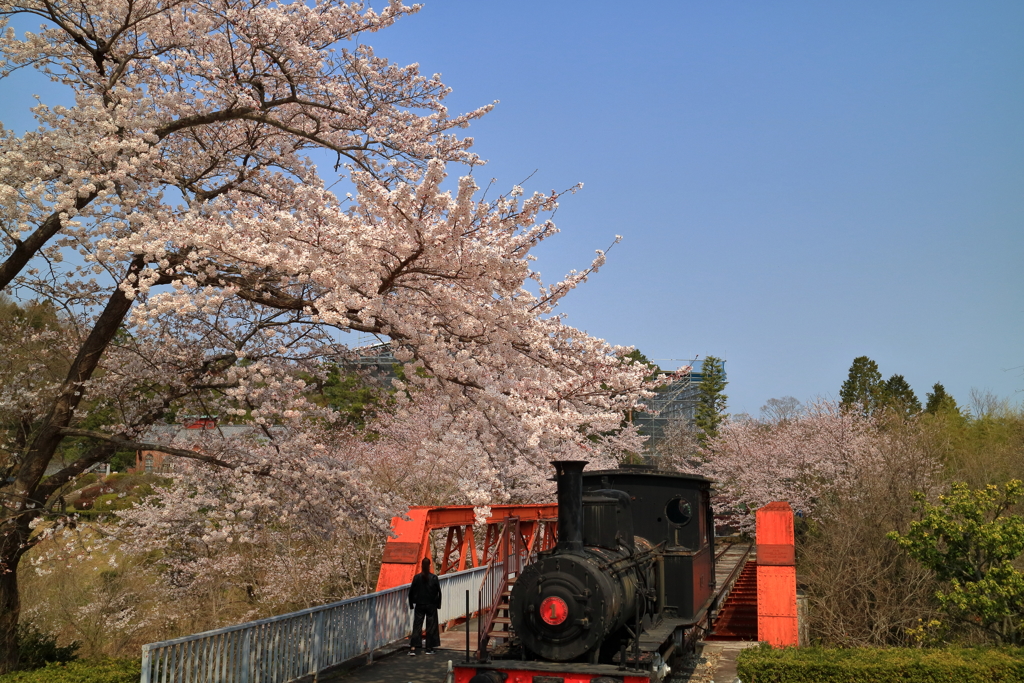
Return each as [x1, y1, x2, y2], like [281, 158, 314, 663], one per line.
[476, 557, 503, 655]
[140, 565, 487, 683]
[477, 517, 525, 659]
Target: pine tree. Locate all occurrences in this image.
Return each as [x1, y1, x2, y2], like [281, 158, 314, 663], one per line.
[839, 356, 883, 415]
[694, 356, 728, 446]
[881, 374, 921, 418]
[925, 382, 960, 415]
[622, 349, 662, 382]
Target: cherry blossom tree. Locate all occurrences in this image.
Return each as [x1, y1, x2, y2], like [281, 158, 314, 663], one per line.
[0, 0, 650, 669]
[697, 401, 940, 531]
[693, 400, 966, 645]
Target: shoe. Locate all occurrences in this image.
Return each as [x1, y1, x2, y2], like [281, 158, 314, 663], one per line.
[408, 650, 416, 656]
[424, 650, 435, 655]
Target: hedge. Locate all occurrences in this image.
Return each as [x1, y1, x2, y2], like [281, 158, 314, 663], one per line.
[0, 659, 140, 683]
[736, 645, 1024, 683]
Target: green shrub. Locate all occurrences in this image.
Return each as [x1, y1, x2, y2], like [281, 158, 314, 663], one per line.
[16, 623, 79, 670]
[72, 473, 98, 490]
[736, 645, 1024, 682]
[0, 659, 139, 683]
[70, 473, 159, 512]
[90, 493, 142, 512]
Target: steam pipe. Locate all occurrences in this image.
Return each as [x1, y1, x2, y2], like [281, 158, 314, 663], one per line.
[552, 460, 587, 553]
[656, 554, 666, 618]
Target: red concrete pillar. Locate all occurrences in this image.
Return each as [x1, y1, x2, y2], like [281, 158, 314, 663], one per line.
[756, 501, 798, 647]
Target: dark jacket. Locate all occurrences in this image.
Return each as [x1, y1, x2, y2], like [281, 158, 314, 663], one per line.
[409, 571, 442, 610]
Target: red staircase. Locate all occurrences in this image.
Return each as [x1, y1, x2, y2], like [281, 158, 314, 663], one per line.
[485, 577, 515, 645]
[478, 518, 525, 659]
[707, 560, 758, 640]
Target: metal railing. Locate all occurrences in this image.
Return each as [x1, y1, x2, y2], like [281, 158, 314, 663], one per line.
[140, 565, 488, 683]
[477, 517, 526, 658]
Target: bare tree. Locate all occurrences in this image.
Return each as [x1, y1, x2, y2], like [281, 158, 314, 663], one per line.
[759, 396, 802, 424]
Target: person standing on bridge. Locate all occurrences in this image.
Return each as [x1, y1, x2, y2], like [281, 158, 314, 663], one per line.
[409, 557, 442, 655]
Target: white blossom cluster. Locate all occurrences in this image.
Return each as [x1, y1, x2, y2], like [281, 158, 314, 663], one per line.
[0, 0, 653, 631]
[696, 401, 942, 531]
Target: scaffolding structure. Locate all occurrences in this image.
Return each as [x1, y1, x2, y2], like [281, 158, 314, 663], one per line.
[343, 341, 398, 384]
[632, 359, 724, 452]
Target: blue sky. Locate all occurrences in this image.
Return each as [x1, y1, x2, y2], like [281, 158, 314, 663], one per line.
[2, 1, 1022, 416]
[362, 1, 1024, 415]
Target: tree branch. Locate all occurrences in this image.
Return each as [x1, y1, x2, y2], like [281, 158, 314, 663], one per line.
[0, 191, 98, 290]
[58, 428, 267, 474]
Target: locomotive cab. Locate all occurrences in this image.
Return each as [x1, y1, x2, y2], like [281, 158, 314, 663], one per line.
[582, 489, 635, 551]
[584, 466, 715, 621]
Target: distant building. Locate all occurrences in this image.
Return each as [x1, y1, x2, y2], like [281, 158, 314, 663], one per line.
[631, 359, 726, 452]
[346, 342, 398, 383]
[130, 343, 398, 475]
[134, 417, 252, 473]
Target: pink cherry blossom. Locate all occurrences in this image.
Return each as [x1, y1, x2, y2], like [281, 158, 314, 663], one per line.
[0, 1, 650, 667]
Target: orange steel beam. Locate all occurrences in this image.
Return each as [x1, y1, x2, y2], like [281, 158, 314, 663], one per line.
[375, 503, 558, 591]
[756, 501, 799, 647]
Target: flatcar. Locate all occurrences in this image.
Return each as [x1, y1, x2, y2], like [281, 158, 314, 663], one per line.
[455, 460, 717, 683]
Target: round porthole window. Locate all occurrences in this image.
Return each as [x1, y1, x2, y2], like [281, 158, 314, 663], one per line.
[665, 497, 692, 525]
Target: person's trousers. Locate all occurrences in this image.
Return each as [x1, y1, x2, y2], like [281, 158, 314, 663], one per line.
[410, 606, 440, 649]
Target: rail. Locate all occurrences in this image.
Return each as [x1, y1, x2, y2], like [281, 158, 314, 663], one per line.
[715, 540, 736, 561]
[140, 565, 487, 683]
[710, 541, 753, 620]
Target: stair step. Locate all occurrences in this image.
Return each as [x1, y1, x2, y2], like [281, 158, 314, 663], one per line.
[710, 559, 759, 641]
[488, 631, 510, 638]
[718, 614, 757, 621]
[492, 617, 511, 624]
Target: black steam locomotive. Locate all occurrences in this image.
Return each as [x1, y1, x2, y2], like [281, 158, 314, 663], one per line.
[461, 460, 716, 683]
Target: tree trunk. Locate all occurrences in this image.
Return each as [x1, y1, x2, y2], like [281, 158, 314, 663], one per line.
[0, 258, 147, 671]
[0, 531, 24, 674]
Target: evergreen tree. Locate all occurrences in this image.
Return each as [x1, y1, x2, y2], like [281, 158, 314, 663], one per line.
[881, 374, 922, 418]
[925, 382, 960, 415]
[694, 356, 728, 446]
[839, 356, 883, 415]
[622, 349, 662, 382]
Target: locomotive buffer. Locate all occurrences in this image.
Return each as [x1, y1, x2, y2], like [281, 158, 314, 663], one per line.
[456, 461, 734, 683]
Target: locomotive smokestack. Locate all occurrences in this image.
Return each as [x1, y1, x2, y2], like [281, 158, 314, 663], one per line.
[552, 460, 587, 553]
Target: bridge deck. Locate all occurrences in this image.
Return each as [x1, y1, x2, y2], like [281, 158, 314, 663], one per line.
[323, 649, 461, 683]
[327, 541, 754, 683]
